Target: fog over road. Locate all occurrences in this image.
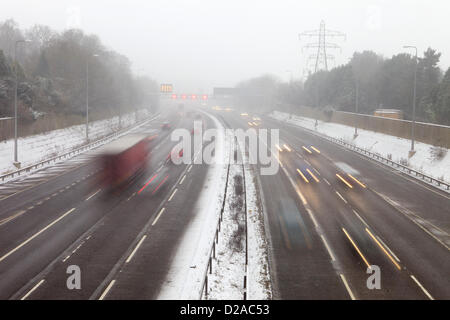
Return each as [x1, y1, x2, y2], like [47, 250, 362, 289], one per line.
[0, 103, 449, 300]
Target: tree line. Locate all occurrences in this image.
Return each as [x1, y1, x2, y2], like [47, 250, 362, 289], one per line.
[0, 19, 159, 126]
[235, 49, 450, 125]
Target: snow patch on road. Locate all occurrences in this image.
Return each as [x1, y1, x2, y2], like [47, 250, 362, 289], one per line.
[270, 111, 450, 184]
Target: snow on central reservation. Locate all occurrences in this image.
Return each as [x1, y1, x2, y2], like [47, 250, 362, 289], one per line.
[0, 110, 150, 176]
[270, 111, 450, 184]
[157, 111, 272, 300]
[157, 111, 229, 299]
[206, 135, 272, 300]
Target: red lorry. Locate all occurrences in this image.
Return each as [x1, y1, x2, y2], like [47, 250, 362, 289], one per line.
[97, 134, 155, 190]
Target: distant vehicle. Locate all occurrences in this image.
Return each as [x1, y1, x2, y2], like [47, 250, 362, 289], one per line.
[161, 122, 171, 130]
[96, 134, 155, 190]
[334, 162, 367, 189]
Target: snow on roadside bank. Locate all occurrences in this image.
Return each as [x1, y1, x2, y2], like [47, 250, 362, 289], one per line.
[0, 110, 150, 175]
[270, 111, 450, 184]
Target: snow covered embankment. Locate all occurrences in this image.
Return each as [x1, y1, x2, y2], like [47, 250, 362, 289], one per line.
[270, 111, 450, 184]
[0, 110, 149, 175]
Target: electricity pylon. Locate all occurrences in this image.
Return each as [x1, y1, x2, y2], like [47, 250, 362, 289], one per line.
[299, 20, 346, 73]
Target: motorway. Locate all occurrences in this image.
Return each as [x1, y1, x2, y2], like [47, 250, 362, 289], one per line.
[0, 104, 449, 300]
[216, 110, 450, 300]
[0, 108, 214, 300]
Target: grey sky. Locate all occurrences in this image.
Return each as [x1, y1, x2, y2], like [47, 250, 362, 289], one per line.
[2, 0, 450, 93]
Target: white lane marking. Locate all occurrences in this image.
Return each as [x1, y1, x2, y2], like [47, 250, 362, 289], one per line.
[72, 242, 83, 254]
[410, 275, 434, 300]
[21, 279, 45, 300]
[340, 274, 356, 300]
[375, 191, 450, 251]
[36, 201, 43, 205]
[126, 235, 147, 263]
[98, 280, 116, 300]
[375, 235, 401, 263]
[126, 192, 136, 202]
[324, 178, 331, 186]
[352, 209, 369, 227]
[62, 255, 71, 262]
[335, 191, 348, 204]
[320, 235, 336, 261]
[168, 189, 178, 202]
[187, 165, 193, 172]
[0, 208, 76, 263]
[306, 208, 318, 228]
[179, 175, 186, 185]
[0, 210, 26, 226]
[27, 206, 34, 210]
[85, 188, 101, 201]
[152, 208, 166, 226]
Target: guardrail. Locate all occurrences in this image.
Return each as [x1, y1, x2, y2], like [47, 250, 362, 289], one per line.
[200, 159, 230, 299]
[200, 135, 249, 300]
[0, 113, 159, 183]
[291, 122, 450, 192]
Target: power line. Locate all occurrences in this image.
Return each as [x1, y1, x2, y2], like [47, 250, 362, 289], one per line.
[299, 20, 346, 73]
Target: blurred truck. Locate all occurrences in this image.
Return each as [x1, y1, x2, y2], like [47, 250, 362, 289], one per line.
[96, 134, 155, 190]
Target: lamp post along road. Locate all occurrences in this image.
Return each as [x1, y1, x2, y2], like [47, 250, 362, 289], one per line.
[13, 39, 31, 168]
[86, 54, 99, 141]
[404, 45, 418, 156]
[354, 77, 359, 138]
[86, 59, 89, 140]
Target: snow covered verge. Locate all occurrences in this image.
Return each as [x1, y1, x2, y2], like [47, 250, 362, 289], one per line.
[0, 109, 150, 175]
[269, 111, 450, 184]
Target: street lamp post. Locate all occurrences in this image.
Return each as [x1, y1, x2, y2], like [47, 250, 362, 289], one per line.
[404, 45, 418, 156]
[13, 39, 31, 168]
[354, 78, 359, 138]
[86, 54, 99, 141]
[349, 57, 359, 138]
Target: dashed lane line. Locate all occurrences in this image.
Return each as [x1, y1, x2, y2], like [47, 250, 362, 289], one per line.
[0, 208, 76, 263]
